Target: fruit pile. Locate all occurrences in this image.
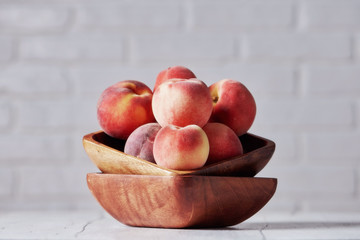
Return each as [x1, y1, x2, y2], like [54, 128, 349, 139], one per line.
[96, 66, 256, 171]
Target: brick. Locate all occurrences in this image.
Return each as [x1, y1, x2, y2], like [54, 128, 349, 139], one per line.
[74, 129, 99, 165]
[358, 165, 360, 198]
[1, 195, 98, 210]
[303, 65, 360, 96]
[306, 132, 360, 161]
[259, 194, 298, 212]
[300, 1, 360, 29]
[0, 5, 69, 32]
[0, 101, 11, 128]
[72, 97, 99, 130]
[357, 99, 360, 127]
[69, 65, 157, 96]
[18, 100, 73, 129]
[269, 211, 360, 223]
[132, 33, 234, 62]
[255, 99, 353, 128]
[192, 1, 293, 29]
[76, 3, 180, 29]
[0, 64, 69, 95]
[238, 64, 295, 96]
[0, 134, 70, 163]
[0, 169, 13, 197]
[0, 36, 13, 61]
[18, 165, 96, 196]
[356, 33, 360, 60]
[19, 34, 123, 61]
[258, 165, 355, 198]
[17, 98, 99, 130]
[252, 131, 297, 163]
[194, 63, 295, 95]
[244, 33, 351, 60]
[306, 199, 360, 212]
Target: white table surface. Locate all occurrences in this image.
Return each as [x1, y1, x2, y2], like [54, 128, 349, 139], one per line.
[0, 210, 359, 240]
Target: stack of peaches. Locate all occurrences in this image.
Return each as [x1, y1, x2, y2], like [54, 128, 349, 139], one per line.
[96, 66, 256, 171]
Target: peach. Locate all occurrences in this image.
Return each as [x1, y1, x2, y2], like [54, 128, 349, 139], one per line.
[152, 78, 213, 128]
[153, 65, 196, 92]
[153, 125, 209, 170]
[203, 122, 243, 165]
[209, 79, 256, 136]
[124, 123, 161, 163]
[97, 80, 155, 139]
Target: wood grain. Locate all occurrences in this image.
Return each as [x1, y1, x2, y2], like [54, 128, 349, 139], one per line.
[87, 173, 277, 228]
[83, 131, 275, 177]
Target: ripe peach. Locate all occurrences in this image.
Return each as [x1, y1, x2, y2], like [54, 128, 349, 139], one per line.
[203, 122, 243, 165]
[124, 123, 161, 163]
[209, 79, 256, 136]
[153, 125, 209, 170]
[153, 65, 196, 91]
[152, 78, 213, 128]
[97, 80, 155, 139]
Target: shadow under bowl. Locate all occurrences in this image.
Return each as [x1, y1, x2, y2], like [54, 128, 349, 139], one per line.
[87, 173, 277, 228]
[83, 131, 275, 177]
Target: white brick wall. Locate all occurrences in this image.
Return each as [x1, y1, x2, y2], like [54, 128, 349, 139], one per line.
[0, 36, 13, 62]
[255, 99, 353, 128]
[303, 64, 360, 96]
[300, 1, 360, 29]
[0, 5, 70, 32]
[0, 0, 359, 212]
[244, 33, 352, 60]
[306, 133, 360, 161]
[0, 169, 13, 197]
[1, 64, 69, 95]
[0, 134, 70, 163]
[193, 63, 296, 96]
[0, 102, 11, 128]
[20, 34, 124, 61]
[357, 34, 360, 59]
[132, 33, 235, 62]
[75, 3, 181, 30]
[191, 2, 293, 29]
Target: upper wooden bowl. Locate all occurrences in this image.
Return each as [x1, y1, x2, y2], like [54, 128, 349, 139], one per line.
[87, 173, 277, 228]
[83, 131, 275, 177]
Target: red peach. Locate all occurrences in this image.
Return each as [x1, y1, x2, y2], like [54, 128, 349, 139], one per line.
[124, 123, 161, 163]
[152, 78, 213, 128]
[97, 80, 155, 139]
[209, 79, 256, 136]
[154, 66, 196, 92]
[153, 125, 209, 170]
[203, 122, 243, 165]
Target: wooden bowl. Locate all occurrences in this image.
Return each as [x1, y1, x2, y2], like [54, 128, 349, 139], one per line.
[83, 131, 275, 177]
[87, 173, 277, 228]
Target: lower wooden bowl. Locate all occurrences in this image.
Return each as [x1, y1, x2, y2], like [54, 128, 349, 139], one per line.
[87, 173, 277, 228]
